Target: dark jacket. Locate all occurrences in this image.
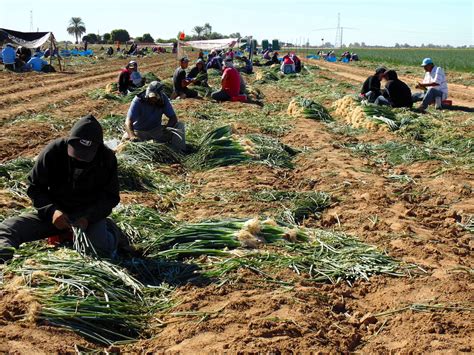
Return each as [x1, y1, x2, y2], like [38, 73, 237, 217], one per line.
[382, 70, 413, 108]
[118, 68, 132, 94]
[27, 117, 120, 224]
[361, 75, 381, 96]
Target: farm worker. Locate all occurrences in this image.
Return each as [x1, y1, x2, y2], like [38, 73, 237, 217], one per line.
[125, 81, 186, 152]
[2, 43, 16, 71]
[211, 58, 241, 102]
[412, 58, 448, 111]
[206, 55, 222, 71]
[172, 56, 198, 99]
[292, 53, 302, 73]
[265, 52, 279, 66]
[360, 67, 387, 103]
[280, 53, 295, 74]
[188, 58, 209, 87]
[118, 61, 142, 95]
[0, 115, 121, 263]
[27, 52, 48, 72]
[375, 70, 413, 108]
[16, 46, 32, 62]
[129, 62, 145, 87]
[237, 56, 253, 74]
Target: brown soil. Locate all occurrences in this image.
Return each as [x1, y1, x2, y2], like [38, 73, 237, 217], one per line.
[0, 54, 472, 353]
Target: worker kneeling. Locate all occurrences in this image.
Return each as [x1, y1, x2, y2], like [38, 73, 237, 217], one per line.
[125, 81, 186, 152]
[0, 115, 122, 263]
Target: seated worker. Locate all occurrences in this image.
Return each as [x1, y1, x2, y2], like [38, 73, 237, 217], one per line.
[237, 56, 253, 74]
[281, 53, 295, 74]
[2, 43, 17, 71]
[27, 52, 48, 72]
[374, 70, 412, 108]
[188, 58, 208, 87]
[16, 46, 32, 62]
[206, 55, 222, 71]
[360, 67, 387, 103]
[129, 62, 145, 88]
[172, 57, 198, 99]
[0, 115, 121, 262]
[211, 58, 241, 102]
[125, 81, 186, 152]
[118, 61, 142, 95]
[292, 53, 302, 73]
[412, 58, 448, 111]
[106, 47, 114, 56]
[265, 52, 279, 66]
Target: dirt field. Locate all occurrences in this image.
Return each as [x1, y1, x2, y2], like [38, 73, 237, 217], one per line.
[0, 53, 473, 353]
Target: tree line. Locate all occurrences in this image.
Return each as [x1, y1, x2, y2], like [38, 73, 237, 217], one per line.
[67, 18, 241, 45]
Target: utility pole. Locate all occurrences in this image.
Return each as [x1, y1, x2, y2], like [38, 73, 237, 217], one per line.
[30, 10, 33, 32]
[335, 13, 341, 49]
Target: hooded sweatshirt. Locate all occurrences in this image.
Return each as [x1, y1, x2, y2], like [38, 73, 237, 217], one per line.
[383, 70, 413, 108]
[27, 115, 120, 223]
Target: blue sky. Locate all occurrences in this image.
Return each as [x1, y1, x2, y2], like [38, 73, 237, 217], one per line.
[1, 0, 472, 46]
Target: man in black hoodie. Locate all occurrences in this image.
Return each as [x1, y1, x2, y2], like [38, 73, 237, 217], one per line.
[375, 70, 413, 108]
[0, 115, 120, 262]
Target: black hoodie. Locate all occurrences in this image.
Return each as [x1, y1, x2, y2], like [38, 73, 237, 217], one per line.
[382, 70, 413, 108]
[27, 115, 120, 223]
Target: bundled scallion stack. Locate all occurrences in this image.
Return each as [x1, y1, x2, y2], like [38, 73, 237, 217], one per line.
[287, 97, 332, 121]
[332, 95, 400, 131]
[145, 217, 308, 258]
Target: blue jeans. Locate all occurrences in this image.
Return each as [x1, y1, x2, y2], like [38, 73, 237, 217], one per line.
[374, 96, 391, 106]
[412, 88, 443, 109]
[0, 212, 118, 261]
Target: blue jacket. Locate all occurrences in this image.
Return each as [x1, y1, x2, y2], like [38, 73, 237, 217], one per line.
[28, 56, 47, 72]
[2, 46, 16, 65]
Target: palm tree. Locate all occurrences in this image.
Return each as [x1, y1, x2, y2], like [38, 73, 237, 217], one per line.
[203, 23, 212, 38]
[193, 26, 204, 40]
[67, 17, 86, 44]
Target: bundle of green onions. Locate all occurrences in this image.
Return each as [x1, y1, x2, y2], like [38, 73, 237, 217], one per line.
[203, 228, 416, 285]
[142, 72, 160, 83]
[111, 204, 177, 245]
[117, 141, 183, 164]
[255, 190, 332, 223]
[185, 126, 250, 170]
[117, 158, 162, 192]
[299, 98, 333, 122]
[100, 114, 126, 137]
[145, 217, 308, 259]
[13, 249, 173, 345]
[245, 134, 298, 169]
[0, 157, 35, 197]
[363, 103, 399, 130]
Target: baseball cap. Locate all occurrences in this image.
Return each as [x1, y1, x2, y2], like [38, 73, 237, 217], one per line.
[180, 56, 189, 62]
[421, 58, 433, 66]
[67, 139, 100, 162]
[67, 115, 103, 162]
[146, 81, 164, 98]
[196, 58, 204, 64]
[127, 60, 137, 68]
[375, 67, 387, 75]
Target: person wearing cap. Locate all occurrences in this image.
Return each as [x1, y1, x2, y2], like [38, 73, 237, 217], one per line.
[374, 70, 413, 108]
[188, 58, 209, 87]
[360, 67, 387, 103]
[125, 81, 186, 152]
[0, 115, 121, 262]
[2, 43, 16, 71]
[280, 53, 296, 74]
[26, 52, 49, 72]
[412, 58, 448, 111]
[211, 58, 241, 102]
[118, 61, 143, 95]
[172, 57, 198, 99]
[237, 56, 253, 74]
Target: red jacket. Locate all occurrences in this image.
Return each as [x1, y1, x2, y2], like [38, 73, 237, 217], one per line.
[222, 67, 240, 97]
